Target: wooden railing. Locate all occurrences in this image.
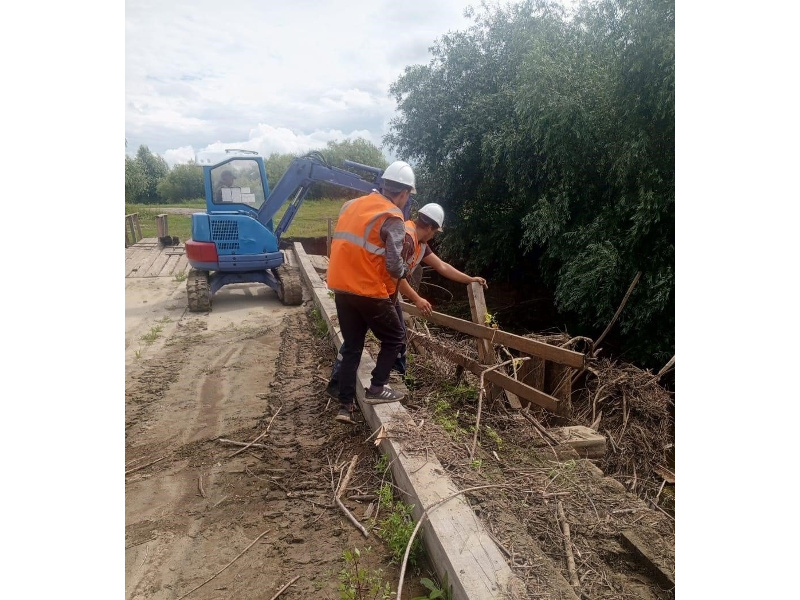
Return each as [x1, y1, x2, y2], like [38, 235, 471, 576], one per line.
[125, 213, 142, 247]
[400, 285, 585, 417]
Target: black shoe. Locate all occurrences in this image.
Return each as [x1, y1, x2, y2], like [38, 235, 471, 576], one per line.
[364, 385, 404, 404]
[335, 405, 356, 424]
[325, 380, 339, 400]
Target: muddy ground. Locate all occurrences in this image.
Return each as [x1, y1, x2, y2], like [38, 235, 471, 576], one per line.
[125, 274, 674, 599]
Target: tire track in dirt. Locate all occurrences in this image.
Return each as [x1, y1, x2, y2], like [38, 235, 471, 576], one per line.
[126, 299, 432, 600]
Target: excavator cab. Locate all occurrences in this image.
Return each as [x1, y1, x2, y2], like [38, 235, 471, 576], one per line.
[185, 149, 385, 313]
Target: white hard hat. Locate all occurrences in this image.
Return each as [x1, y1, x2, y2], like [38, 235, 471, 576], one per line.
[382, 160, 416, 194]
[418, 203, 445, 229]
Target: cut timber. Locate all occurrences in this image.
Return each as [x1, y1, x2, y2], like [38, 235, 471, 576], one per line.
[400, 301, 585, 369]
[309, 254, 329, 274]
[545, 362, 574, 416]
[548, 426, 606, 459]
[407, 330, 563, 414]
[294, 244, 524, 600]
[466, 282, 505, 405]
[620, 529, 675, 590]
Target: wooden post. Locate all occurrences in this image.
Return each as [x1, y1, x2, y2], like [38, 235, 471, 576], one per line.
[133, 213, 142, 240]
[326, 218, 333, 258]
[156, 214, 169, 240]
[545, 362, 573, 418]
[467, 282, 503, 403]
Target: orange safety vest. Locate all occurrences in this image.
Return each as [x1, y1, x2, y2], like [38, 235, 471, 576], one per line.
[327, 192, 404, 298]
[404, 220, 428, 272]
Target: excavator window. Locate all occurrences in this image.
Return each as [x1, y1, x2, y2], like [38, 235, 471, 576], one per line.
[211, 159, 266, 209]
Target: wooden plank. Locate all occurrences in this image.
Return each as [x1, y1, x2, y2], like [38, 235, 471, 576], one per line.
[545, 362, 573, 417]
[400, 302, 585, 369]
[466, 282, 506, 405]
[408, 331, 563, 414]
[127, 240, 163, 278]
[620, 529, 675, 590]
[294, 244, 525, 600]
[549, 426, 606, 459]
[144, 249, 172, 277]
[173, 253, 189, 276]
[124, 240, 159, 277]
[467, 282, 494, 364]
[133, 214, 142, 239]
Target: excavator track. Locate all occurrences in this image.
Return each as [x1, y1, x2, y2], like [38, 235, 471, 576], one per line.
[186, 269, 211, 312]
[275, 262, 303, 306]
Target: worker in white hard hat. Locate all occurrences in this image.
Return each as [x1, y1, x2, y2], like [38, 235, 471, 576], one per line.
[326, 200, 488, 396]
[388, 202, 487, 372]
[325, 160, 417, 424]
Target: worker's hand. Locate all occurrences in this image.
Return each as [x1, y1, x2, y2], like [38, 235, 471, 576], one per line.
[414, 297, 433, 317]
[470, 276, 488, 289]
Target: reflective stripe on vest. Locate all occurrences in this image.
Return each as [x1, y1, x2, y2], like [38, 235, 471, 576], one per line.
[327, 192, 404, 298]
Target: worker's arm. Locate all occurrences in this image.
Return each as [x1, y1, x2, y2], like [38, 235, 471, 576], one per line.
[380, 217, 407, 280]
[422, 252, 488, 288]
[398, 277, 432, 316]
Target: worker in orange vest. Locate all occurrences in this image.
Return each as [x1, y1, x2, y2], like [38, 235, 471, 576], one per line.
[326, 202, 487, 406]
[326, 160, 416, 424]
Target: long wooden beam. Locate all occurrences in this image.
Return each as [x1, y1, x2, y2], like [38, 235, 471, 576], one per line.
[400, 301, 585, 369]
[293, 243, 524, 599]
[408, 331, 563, 414]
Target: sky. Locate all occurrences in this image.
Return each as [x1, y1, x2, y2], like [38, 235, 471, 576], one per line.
[125, 0, 554, 166]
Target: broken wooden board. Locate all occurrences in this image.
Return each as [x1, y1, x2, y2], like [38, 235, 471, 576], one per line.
[549, 425, 606, 459]
[309, 254, 329, 274]
[620, 528, 675, 590]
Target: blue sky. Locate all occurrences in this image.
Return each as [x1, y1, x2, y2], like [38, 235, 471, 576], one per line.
[125, 0, 569, 166]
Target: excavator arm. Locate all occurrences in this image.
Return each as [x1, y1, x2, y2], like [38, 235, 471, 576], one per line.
[258, 153, 409, 239]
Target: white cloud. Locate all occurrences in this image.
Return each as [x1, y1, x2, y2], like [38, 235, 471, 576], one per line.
[125, 0, 528, 164]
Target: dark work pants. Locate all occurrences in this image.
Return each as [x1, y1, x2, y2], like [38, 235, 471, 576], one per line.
[329, 300, 407, 386]
[334, 293, 405, 407]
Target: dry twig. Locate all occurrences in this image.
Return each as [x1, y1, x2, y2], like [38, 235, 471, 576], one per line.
[335, 456, 369, 537]
[125, 456, 165, 476]
[229, 405, 282, 458]
[556, 501, 581, 593]
[267, 575, 300, 600]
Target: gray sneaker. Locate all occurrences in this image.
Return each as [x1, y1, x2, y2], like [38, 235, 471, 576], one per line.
[364, 385, 404, 404]
[335, 405, 357, 424]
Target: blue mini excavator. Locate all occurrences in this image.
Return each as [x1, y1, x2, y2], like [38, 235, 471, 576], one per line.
[186, 149, 401, 312]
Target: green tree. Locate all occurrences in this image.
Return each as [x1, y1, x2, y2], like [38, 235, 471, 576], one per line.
[125, 155, 148, 203]
[265, 152, 297, 192]
[386, 0, 674, 366]
[156, 161, 204, 202]
[134, 145, 169, 204]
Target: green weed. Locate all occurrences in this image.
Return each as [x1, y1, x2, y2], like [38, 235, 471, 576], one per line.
[140, 325, 164, 344]
[377, 482, 393, 509]
[483, 425, 503, 450]
[374, 454, 389, 476]
[379, 500, 422, 566]
[174, 271, 187, 282]
[338, 547, 394, 600]
[410, 576, 451, 600]
[310, 306, 329, 337]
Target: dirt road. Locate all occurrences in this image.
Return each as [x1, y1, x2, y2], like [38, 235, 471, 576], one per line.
[124, 278, 426, 599]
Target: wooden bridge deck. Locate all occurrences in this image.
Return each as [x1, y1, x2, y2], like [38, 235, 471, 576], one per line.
[125, 238, 189, 278]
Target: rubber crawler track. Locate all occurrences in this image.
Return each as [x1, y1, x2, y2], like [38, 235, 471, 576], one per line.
[275, 263, 303, 306]
[186, 269, 211, 312]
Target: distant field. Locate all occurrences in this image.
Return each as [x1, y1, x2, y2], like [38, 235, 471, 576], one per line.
[125, 198, 347, 241]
